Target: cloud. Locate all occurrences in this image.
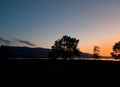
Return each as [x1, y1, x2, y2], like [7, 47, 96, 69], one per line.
[0, 37, 11, 44]
[14, 39, 36, 46]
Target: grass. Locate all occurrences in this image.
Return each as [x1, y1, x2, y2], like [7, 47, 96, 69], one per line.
[8, 59, 120, 87]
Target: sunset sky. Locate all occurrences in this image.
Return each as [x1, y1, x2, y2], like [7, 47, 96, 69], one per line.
[0, 0, 120, 56]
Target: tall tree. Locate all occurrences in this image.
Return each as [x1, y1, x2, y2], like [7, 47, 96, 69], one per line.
[111, 41, 120, 59]
[48, 35, 80, 60]
[93, 46, 100, 58]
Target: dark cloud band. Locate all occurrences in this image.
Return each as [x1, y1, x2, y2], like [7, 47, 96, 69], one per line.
[0, 37, 11, 44]
[14, 39, 36, 46]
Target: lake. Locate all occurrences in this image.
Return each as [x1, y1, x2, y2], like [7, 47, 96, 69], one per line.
[8, 57, 120, 61]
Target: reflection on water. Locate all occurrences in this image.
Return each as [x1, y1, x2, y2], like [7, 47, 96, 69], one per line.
[9, 57, 120, 61]
[73, 58, 120, 61]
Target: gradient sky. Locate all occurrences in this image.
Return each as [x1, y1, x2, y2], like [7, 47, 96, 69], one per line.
[0, 0, 120, 56]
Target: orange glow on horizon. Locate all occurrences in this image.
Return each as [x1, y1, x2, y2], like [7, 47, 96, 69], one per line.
[79, 39, 120, 56]
[79, 46, 112, 56]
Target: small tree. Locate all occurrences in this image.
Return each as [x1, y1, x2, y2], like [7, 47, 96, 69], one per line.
[0, 45, 11, 59]
[111, 41, 120, 59]
[93, 45, 100, 58]
[48, 35, 80, 60]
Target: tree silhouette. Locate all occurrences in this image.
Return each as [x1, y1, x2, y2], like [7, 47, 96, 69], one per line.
[111, 41, 120, 59]
[48, 35, 80, 60]
[93, 46, 100, 58]
[0, 45, 11, 60]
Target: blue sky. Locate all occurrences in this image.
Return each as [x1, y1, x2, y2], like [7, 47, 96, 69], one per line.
[0, 0, 120, 56]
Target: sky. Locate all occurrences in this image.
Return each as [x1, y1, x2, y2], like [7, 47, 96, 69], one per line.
[0, 0, 120, 56]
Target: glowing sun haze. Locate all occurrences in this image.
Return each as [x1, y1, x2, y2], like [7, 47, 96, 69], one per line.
[0, 0, 120, 56]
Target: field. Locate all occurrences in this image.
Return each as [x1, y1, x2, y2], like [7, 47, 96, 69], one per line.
[7, 59, 120, 87]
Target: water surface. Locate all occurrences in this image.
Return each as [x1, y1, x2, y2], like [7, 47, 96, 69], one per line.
[9, 57, 120, 61]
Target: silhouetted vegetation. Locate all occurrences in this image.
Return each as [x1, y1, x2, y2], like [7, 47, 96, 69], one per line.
[93, 46, 100, 58]
[8, 59, 120, 87]
[48, 35, 80, 60]
[111, 41, 120, 59]
[0, 45, 11, 59]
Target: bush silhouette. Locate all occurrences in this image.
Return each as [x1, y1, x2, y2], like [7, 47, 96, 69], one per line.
[0, 45, 11, 59]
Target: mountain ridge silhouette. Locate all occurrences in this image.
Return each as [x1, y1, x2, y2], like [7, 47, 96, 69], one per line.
[4, 46, 109, 58]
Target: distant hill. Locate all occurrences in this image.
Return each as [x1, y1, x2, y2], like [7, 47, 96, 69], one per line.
[7, 46, 50, 58]
[0, 46, 109, 58]
[80, 52, 94, 58]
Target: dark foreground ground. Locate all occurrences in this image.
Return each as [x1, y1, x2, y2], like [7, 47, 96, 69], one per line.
[6, 59, 120, 87]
